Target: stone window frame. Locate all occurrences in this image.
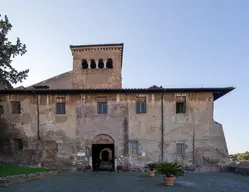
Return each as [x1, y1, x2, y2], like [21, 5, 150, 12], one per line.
[96, 96, 108, 115]
[175, 95, 187, 114]
[55, 96, 66, 115]
[10, 101, 21, 114]
[176, 142, 185, 155]
[128, 140, 138, 156]
[136, 96, 147, 114]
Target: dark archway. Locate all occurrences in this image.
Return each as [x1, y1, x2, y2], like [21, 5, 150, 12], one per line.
[81, 59, 88, 69]
[98, 59, 104, 69]
[92, 134, 115, 172]
[90, 59, 96, 69]
[106, 58, 113, 69]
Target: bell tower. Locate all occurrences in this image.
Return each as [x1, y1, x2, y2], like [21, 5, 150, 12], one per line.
[70, 43, 123, 89]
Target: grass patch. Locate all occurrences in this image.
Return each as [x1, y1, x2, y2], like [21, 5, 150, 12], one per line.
[0, 164, 50, 177]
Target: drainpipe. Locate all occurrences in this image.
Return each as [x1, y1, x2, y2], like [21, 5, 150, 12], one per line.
[160, 89, 166, 162]
[32, 91, 40, 140]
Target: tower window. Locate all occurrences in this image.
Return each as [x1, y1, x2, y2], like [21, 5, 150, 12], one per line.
[90, 59, 96, 69]
[106, 58, 113, 69]
[81, 59, 88, 69]
[98, 59, 104, 69]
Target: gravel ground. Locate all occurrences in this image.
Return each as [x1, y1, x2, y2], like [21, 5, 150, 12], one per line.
[1, 172, 249, 192]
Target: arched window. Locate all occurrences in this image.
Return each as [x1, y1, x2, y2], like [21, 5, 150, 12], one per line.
[106, 58, 113, 69]
[81, 59, 88, 69]
[98, 59, 104, 69]
[90, 59, 96, 69]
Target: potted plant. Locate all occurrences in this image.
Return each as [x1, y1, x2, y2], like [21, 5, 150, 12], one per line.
[156, 162, 184, 186]
[145, 163, 157, 176]
[85, 165, 92, 172]
[116, 165, 123, 173]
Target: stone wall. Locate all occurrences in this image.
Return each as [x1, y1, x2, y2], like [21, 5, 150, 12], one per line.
[0, 92, 229, 171]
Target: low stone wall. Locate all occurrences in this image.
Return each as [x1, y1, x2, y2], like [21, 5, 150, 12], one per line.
[227, 166, 249, 176]
[0, 170, 69, 187]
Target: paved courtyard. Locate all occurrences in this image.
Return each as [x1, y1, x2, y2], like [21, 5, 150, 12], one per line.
[1, 172, 249, 192]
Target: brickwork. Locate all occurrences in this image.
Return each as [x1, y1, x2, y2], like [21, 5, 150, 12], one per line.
[71, 44, 123, 89]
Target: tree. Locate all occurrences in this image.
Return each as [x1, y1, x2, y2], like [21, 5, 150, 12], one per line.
[0, 14, 29, 85]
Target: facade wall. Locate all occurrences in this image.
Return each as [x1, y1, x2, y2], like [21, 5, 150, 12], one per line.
[0, 92, 229, 170]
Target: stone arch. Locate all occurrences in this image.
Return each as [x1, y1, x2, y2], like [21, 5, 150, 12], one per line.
[99, 148, 113, 161]
[92, 134, 114, 144]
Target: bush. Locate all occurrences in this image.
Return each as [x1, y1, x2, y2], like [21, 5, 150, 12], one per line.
[145, 163, 157, 171]
[156, 162, 184, 177]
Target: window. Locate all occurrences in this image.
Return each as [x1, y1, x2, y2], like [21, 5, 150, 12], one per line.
[97, 97, 107, 114]
[0, 105, 3, 115]
[11, 101, 21, 114]
[90, 59, 96, 69]
[98, 59, 104, 69]
[176, 143, 185, 155]
[136, 97, 146, 113]
[176, 96, 186, 114]
[128, 141, 138, 155]
[106, 58, 113, 69]
[81, 59, 88, 69]
[56, 97, 66, 114]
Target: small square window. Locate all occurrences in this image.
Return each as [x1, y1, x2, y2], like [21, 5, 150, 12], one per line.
[56, 103, 66, 114]
[176, 143, 185, 155]
[11, 101, 21, 114]
[128, 141, 138, 155]
[97, 103, 107, 114]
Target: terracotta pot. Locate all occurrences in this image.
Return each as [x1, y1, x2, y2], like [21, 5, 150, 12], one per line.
[163, 176, 176, 186]
[148, 170, 155, 177]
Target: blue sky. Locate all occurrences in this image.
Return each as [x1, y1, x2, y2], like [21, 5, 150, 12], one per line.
[2, 0, 248, 154]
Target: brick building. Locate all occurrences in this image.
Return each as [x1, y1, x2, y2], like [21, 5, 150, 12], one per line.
[0, 43, 234, 171]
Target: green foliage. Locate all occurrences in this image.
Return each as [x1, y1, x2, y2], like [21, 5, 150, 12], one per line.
[145, 163, 157, 171]
[155, 162, 184, 177]
[0, 15, 29, 84]
[229, 151, 249, 161]
[0, 164, 50, 177]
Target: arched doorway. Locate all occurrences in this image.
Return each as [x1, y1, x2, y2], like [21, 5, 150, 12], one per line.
[92, 134, 115, 172]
